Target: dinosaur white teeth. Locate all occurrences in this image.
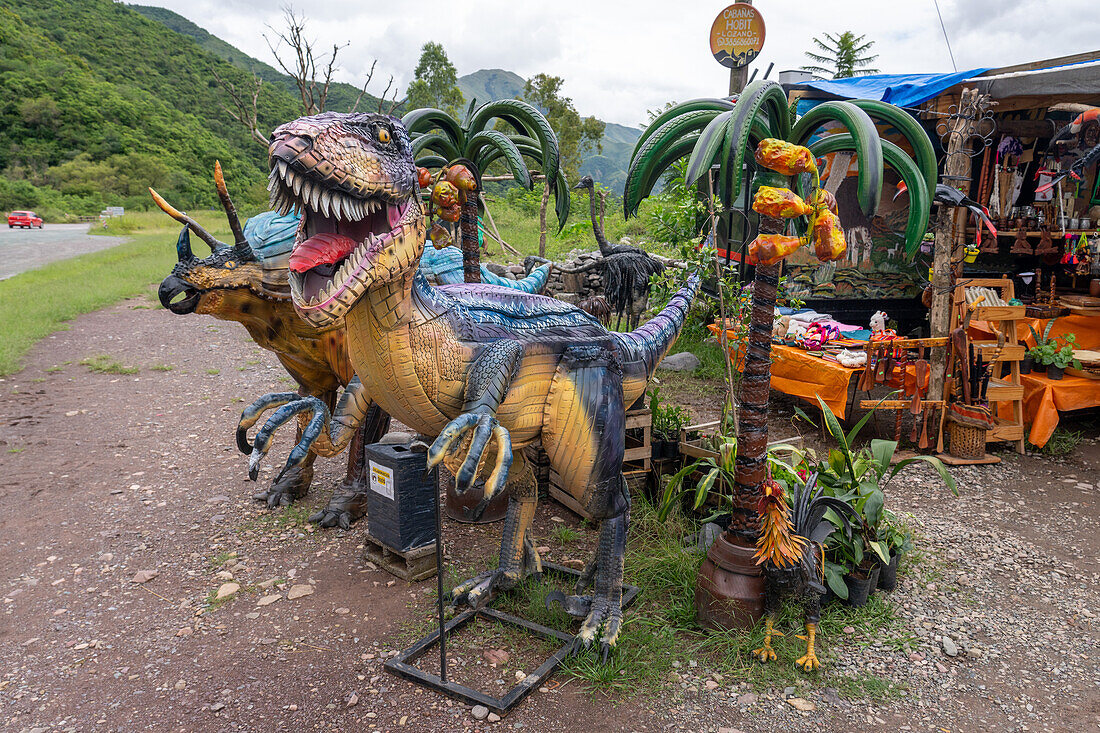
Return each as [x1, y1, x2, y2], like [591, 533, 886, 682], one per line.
[321, 190, 334, 218]
[291, 174, 303, 196]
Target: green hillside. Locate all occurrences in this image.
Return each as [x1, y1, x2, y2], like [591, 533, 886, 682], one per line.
[0, 0, 306, 218]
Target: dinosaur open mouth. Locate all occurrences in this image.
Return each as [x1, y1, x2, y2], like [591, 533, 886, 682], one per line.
[267, 160, 416, 310]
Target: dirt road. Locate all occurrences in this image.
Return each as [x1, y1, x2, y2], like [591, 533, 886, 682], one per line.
[0, 223, 125, 280]
[0, 297, 1097, 732]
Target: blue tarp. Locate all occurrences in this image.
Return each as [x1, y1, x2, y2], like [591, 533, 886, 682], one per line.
[791, 69, 988, 108]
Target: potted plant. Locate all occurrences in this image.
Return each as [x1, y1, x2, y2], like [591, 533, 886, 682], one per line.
[876, 510, 913, 591]
[1020, 351, 1033, 374]
[806, 396, 955, 603]
[1028, 319, 1060, 374]
[1047, 334, 1082, 380]
[649, 387, 691, 462]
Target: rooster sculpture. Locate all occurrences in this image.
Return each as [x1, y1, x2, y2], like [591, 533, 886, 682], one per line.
[752, 473, 858, 671]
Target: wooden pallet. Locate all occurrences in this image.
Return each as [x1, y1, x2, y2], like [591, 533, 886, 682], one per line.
[363, 532, 438, 582]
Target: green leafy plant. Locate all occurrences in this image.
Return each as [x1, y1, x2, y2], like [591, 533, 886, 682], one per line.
[648, 387, 692, 441]
[800, 396, 954, 587]
[657, 436, 736, 522]
[1050, 333, 1082, 370]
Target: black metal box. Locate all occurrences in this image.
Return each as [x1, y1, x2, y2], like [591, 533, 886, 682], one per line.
[364, 442, 437, 552]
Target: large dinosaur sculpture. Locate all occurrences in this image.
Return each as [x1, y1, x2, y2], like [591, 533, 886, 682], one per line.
[153, 181, 389, 529]
[154, 176, 548, 526]
[238, 111, 699, 653]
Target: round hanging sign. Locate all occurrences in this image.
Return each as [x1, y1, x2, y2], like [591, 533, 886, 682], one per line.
[709, 4, 766, 69]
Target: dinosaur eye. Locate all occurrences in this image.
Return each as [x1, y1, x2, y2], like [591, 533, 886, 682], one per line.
[377, 127, 391, 144]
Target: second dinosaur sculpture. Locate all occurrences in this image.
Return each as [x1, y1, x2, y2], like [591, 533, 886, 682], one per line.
[239, 111, 699, 653]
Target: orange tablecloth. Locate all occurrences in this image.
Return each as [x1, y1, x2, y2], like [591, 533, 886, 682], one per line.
[971, 314, 1100, 349]
[708, 324, 878, 420]
[769, 344, 860, 419]
[1017, 372, 1100, 447]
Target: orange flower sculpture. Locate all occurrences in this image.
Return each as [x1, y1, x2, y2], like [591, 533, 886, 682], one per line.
[752, 186, 813, 219]
[748, 234, 803, 266]
[754, 138, 819, 177]
[812, 209, 847, 262]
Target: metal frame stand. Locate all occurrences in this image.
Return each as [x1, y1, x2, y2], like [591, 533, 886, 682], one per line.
[384, 556, 639, 716]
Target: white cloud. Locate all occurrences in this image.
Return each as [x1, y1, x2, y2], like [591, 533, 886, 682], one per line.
[144, 0, 1097, 127]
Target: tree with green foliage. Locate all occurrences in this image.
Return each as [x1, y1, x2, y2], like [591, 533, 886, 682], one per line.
[403, 99, 567, 280]
[523, 74, 604, 180]
[405, 42, 464, 117]
[625, 81, 935, 541]
[801, 31, 880, 79]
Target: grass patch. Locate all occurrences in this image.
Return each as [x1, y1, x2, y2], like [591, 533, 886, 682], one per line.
[481, 498, 906, 700]
[79, 354, 138, 375]
[206, 368, 221, 376]
[550, 525, 582, 546]
[149, 363, 173, 372]
[1032, 427, 1083, 456]
[208, 551, 237, 568]
[0, 211, 232, 376]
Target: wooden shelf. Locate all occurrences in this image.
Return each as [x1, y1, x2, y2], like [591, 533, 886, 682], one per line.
[952, 278, 1026, 455]
[967, 228, 1096, 238]
[973, 305, 1026, 321]
[971, 342, 1025, 361]
[985, 379, 1024, 401]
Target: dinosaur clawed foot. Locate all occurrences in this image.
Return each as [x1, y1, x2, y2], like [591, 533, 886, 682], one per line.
[308, 478, 367, 529]
[252, 464, 312, 508]
[576, 596, 624, 662]
[238, 394, 330, 483]
[447, 568, 522, 611]
[427, 411, 512, 502]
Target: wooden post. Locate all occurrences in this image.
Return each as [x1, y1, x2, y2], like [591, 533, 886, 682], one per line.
[928, 88, 988, 402]
[727, 0, 752, 96]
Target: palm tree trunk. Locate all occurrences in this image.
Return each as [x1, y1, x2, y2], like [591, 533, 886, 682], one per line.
[726, 214, 782, 542]
[538, 178, 550, 259]
[460, 189, 481, 283]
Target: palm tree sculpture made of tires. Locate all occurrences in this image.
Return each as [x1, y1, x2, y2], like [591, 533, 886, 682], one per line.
[402, 99, 570, 282]
[624, 79, 935, 544]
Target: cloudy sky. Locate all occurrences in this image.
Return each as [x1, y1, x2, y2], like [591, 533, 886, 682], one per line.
[144, 0, 1097, 128]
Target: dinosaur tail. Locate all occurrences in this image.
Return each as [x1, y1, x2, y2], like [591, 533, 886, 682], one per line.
[614, 272, 701, 380]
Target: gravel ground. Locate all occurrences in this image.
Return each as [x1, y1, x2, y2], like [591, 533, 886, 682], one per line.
[0, 296, 1097, 732]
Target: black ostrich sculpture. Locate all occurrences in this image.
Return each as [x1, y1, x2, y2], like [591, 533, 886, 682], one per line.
[537, 176, 664, 331]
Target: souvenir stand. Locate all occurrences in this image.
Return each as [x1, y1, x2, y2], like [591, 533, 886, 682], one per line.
[786, 53, 1100, 449]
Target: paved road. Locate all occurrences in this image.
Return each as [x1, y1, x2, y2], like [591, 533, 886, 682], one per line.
[0, 223, 126, 280]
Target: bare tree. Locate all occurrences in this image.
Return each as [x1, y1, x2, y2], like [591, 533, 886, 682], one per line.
[212, 6, 399, 149]
[264, 7, 342, 115]
[210, 67, 269, 147]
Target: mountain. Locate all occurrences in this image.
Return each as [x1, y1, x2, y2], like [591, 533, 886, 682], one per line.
[129, 5, 382, 115]
[0, 0, 307, 217]
[456, 68, 525, 110]
[455, 70, 641, 192]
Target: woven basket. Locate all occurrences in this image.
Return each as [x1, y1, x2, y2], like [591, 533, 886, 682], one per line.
[948, 421, 987, 460]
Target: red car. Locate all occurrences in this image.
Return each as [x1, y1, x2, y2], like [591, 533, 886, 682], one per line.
[8, 210, 43, 229]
